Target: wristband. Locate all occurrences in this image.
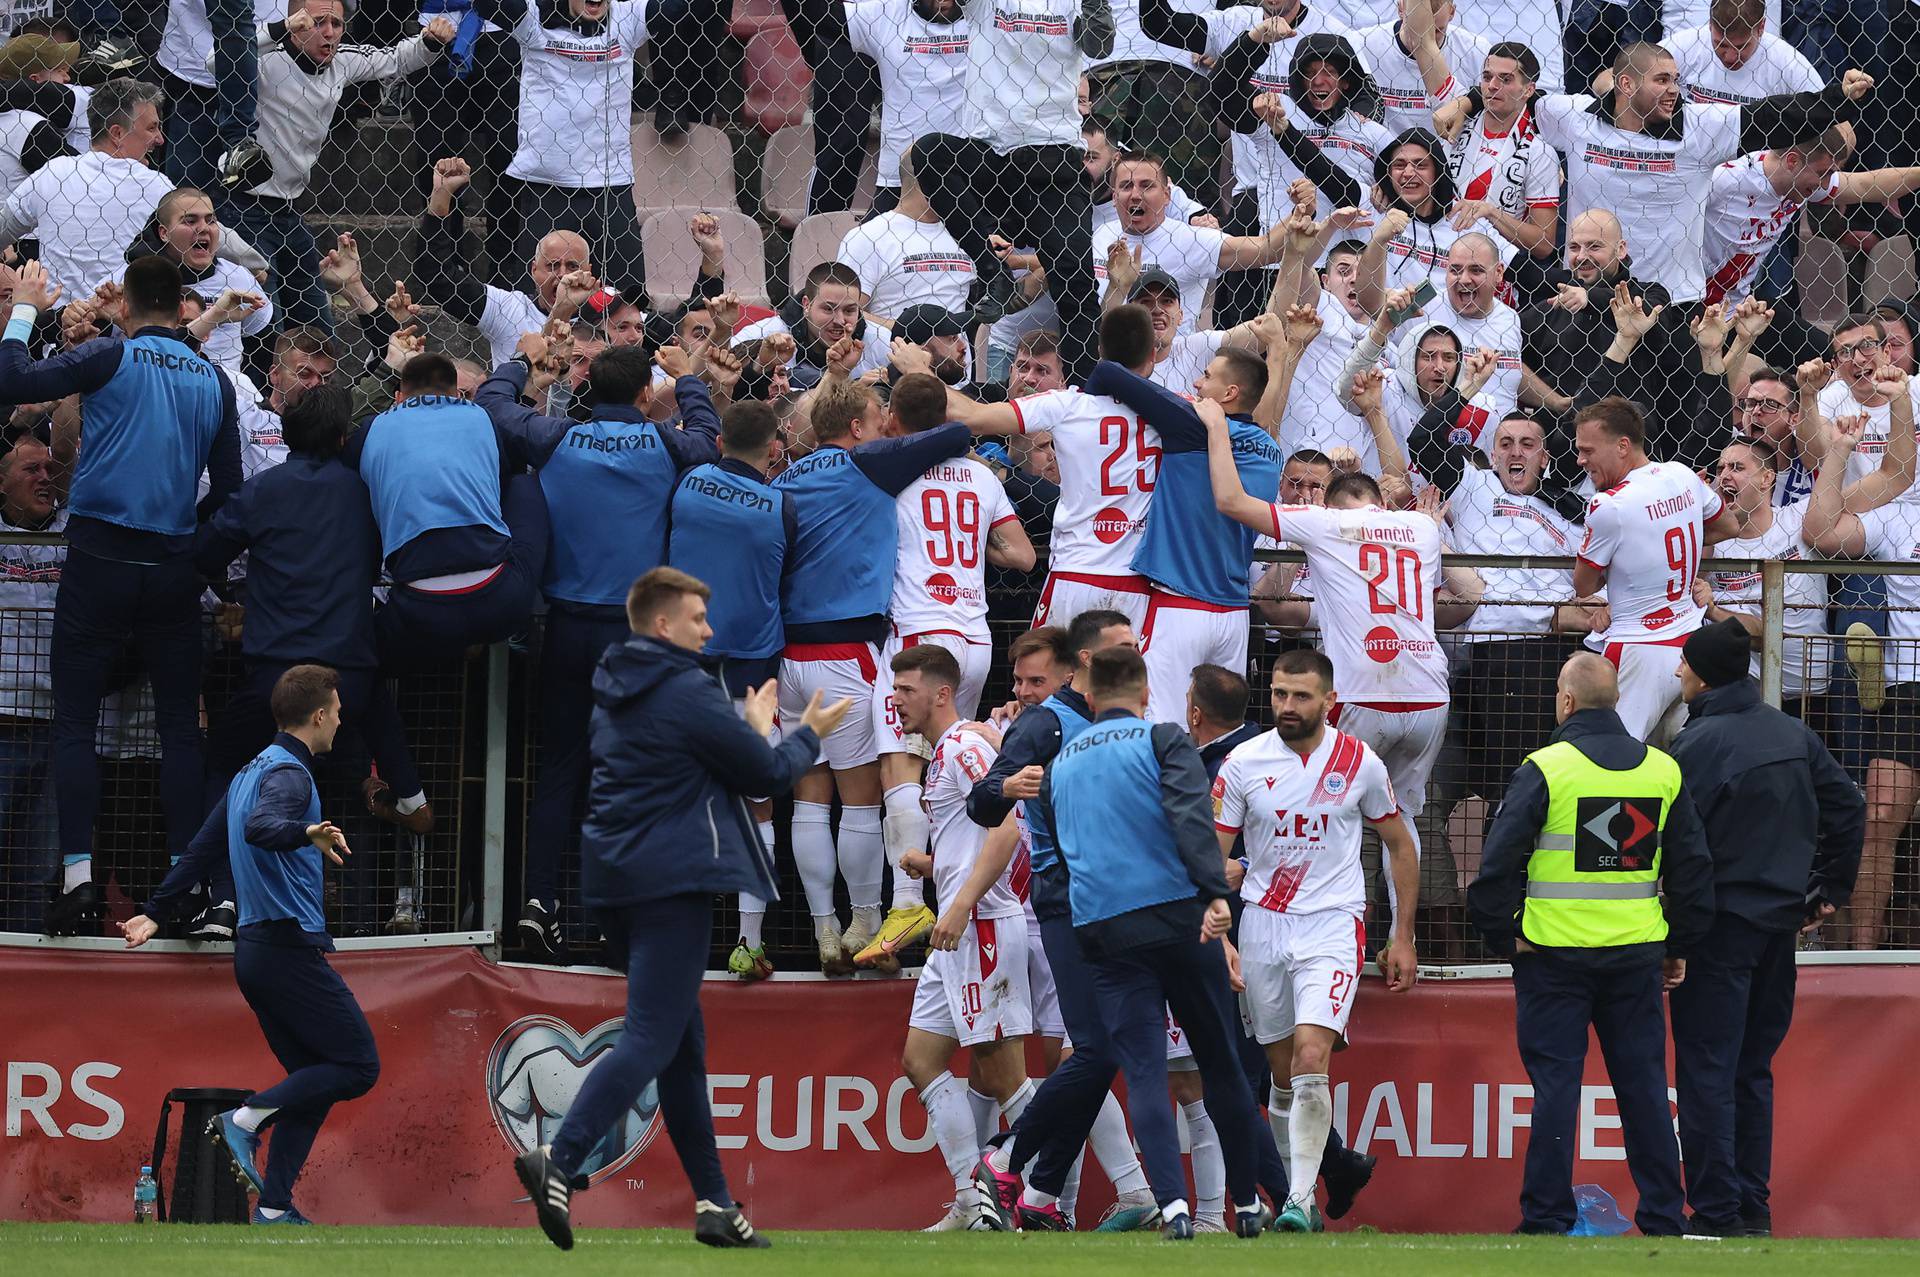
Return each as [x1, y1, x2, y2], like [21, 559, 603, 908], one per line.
[584, 288, 617, 320]
[4, 303, 36, 345]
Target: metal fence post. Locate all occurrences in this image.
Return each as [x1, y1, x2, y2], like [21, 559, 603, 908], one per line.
[1761, 559, 1785, 709]
[482, 642, 508, 960]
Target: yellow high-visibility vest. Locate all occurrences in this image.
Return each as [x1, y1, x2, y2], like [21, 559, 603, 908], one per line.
[1520, 739, 1679, 949]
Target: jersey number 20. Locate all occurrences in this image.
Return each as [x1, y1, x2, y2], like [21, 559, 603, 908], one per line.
[1360, 543, 1425, 620]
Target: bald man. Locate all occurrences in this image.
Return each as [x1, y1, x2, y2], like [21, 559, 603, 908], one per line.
[1522, 208, 1677, 413]
[411, 158, 726, 368]
[1468, 651, 1715, 1236]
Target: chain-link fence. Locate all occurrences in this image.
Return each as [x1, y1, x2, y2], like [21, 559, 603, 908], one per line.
[2, 3, 1920, 970]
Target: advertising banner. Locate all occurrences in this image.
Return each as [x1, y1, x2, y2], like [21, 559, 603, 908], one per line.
[2, 945, 1911, 1236]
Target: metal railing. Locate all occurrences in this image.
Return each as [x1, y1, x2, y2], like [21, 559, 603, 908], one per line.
[6, 541, 1920, 964]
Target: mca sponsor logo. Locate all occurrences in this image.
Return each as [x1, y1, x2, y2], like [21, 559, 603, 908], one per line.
[1641, 606, 1679, 631]
[487, 1015, 661, 1187]
[1091, 506, 1136, 544]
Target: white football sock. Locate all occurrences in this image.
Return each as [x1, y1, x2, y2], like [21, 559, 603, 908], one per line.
[999, 1078, 1035, 1128]
[839, 804, 884, 917]
[919, 1071, 981, 1191]
[1021, 1184, 1059, 1210]
[1287, 1074, 1332, 1209]
[1268, 1082, 1292, 1176]
[61, 855, 91, 891]
[882, 783, 929, 909]
[1162, 1196, 1191, 1223]
[1089, 1090, 1149, 1197]
[234, 1105, 276, 1132]
[1060, 1148, 1086, 1222]
[1182, 1099, 1225, 1219]
[737, 895, 766, 949]
[790, 801, 839, 921]
[966, 1087, 998, 1148]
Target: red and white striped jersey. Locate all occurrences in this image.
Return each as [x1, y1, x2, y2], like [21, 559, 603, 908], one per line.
[927, 723, 1024, 919]
[1702, 152, 1836, 305]
[1212, 728, 1398, 915]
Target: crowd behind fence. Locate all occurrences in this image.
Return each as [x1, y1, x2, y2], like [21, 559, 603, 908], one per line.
[5, 545, 1919, 963]
[0, 1, 1918, 967]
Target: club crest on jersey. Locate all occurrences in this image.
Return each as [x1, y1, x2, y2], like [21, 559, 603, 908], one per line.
[1323, 772, 1347, 796]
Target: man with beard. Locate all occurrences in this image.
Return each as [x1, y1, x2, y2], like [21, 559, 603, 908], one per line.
[731, 261, 892, 389]
[888, 306, 974, 388]
[1522, 209, 1674, 408]
[1204, 409, 1444, 965]
[1212, 647, 1417, 1231]
[1700, 437, 1841, 725]
[1436, 41, 1871, 305]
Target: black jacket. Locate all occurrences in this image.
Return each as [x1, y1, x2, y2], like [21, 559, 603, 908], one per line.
[1468, 707, 1717, 963]
[578, 635, 819, 907]
[1668, 680, 1863, 932]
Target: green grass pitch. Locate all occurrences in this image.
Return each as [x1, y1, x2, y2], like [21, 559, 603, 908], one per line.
[6, 1225, 1920, 1276]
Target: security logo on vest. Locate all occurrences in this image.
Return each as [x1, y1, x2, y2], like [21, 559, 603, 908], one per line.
[1575, 797, 1659, 874]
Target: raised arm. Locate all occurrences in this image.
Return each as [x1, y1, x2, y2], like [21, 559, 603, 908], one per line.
[412, 158, 490, 328]
[1075, 0, 1115, 59]
[1354, 209, 1411, 321]
[1802, 422, 1875, 556]
[1842, 367, 1917, 513]
[1138, 0, 1210, 53]
[1199, 397, 1274, 531]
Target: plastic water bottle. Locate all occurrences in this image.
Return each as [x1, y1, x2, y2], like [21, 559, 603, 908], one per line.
[1570, 1183, 1631, 1236]
[134, 1166, 157, 1224]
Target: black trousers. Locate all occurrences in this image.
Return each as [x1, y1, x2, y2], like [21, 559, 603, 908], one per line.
[1669, 916, 1797, 1230]
[916, 137, 1099, 382]
[51, 549, 204, 859]
[523, 610, 631, 906]
[1512, 951, 1686, 1235]
[234, 939, 381, 1210]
